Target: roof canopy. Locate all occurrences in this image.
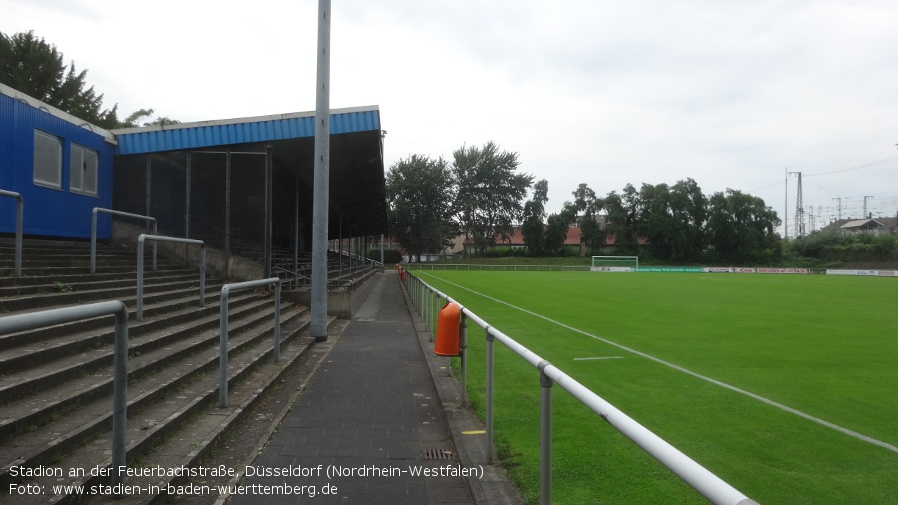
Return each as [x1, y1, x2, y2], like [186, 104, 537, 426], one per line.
[112, 106, 386, 238]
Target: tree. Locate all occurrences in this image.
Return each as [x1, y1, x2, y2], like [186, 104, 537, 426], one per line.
[386, 155, 458, 261]
[571, 183, 605, 255]
[119, 108, 181, 128]
[638, 178, 707, 262]
[706, 189, 781, 263]
[0, 31, 120, 128]
[452, 141, 533, 256]
[669, 178, 708, 261]
[603, 183, 641, 254]
[0, 30, 172, 129]
[544, 203, 577, 256]
[521, 179, 549, 256]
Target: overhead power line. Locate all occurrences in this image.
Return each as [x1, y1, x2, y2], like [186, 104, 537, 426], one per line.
[805, 155, 898, 178]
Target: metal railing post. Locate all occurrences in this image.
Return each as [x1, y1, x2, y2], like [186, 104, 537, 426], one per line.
[219, 285, 231, 408]
[460, 312, 468, 408]
[137, 234, 205, 321]
[218, 277, 283, 407]
[0, 190, 23, 276]
[111, 305, 129, 490]
[486, 327, 495, 464]
[0, 301, 129, 492]
[434, 294, 441, 343]
[538, 360, 554, 505]
[274, 281, 282, 362]
[91, 208, 156, 274]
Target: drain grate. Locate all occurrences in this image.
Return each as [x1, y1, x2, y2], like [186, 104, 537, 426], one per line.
[422, 448, 454, 460]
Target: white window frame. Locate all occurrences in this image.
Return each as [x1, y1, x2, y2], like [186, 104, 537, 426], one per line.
[33, 129, 63, 189]
[70, 142, 99, 197]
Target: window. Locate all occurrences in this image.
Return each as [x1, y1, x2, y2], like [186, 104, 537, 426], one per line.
[33, 130, 62, 189]
[70, 143, 99, 196]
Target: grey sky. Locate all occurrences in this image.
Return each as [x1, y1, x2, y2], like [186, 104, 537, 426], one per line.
[3, 0, 897, 237]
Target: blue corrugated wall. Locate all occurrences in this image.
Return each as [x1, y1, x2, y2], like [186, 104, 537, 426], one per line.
[0, 93, 115, 239]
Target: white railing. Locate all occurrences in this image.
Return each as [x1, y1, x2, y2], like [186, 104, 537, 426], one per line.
[401, 271, 759, 505]
[405, 263, 590, 272]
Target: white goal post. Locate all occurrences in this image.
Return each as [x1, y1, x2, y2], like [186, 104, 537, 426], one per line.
[591, 255, 639, 272]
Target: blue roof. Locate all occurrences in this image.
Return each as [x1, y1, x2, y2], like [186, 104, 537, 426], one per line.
[113, 106, 380, 155]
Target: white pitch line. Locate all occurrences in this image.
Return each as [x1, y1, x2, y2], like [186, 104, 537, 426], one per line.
[423, 273, 898, 455]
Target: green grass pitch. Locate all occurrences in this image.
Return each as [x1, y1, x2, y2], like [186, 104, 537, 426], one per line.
[410, 270, 898, 505]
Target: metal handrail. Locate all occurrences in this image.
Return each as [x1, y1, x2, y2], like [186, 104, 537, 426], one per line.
[272, 265, 311, 289]
[0, 189, 23, 276]
[136, 234, 205, 321]
[91, 208, 157, 273]
[402, 271, 758, 505]
[272, 265, 358, 291]
[219, 277, 282, 407]
[0, 301, 130, 492]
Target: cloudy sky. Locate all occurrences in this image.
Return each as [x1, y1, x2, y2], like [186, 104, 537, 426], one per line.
[3, 0, 897, 237]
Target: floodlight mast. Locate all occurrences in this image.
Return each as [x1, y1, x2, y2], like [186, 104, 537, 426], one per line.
[311, 0, 331, 342]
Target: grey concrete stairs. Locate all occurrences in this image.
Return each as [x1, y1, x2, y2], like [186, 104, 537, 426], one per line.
[0, 237, 329, 504]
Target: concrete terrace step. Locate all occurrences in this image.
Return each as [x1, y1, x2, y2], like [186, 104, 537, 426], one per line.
[0, 267, 197, 289]
[0, 280, 226, 349]
[0, 299, 305, 469]
[0, 319, 330, 505]
[0, 290, 269, 388]
[0, 297, 297, 437]
[0, 271, 199, 298]
[0, 276, 215, 315]
[0, 237, 334, 505]
[0, 263, 190, 280]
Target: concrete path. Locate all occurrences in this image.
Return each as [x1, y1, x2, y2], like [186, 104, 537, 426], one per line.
[229, 272, 475, 504]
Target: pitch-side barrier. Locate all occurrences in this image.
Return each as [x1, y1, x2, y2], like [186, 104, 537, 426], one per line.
[404, 263, 897, 276]
[401, 270, 759, 505]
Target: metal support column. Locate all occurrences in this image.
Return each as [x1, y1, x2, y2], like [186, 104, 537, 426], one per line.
[185, 151, 192, 239]
[265, 145, 273, 277]
[145, 154, 152, 217]
[311, 0, 332, 342]
[294, 174, 300, 283]
[225, 149, 232, 254]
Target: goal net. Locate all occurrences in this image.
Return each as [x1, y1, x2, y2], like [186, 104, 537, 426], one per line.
[591, 255, 638, 272]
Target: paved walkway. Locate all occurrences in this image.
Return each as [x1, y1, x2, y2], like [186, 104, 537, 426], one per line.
[230, 272, 474, 505]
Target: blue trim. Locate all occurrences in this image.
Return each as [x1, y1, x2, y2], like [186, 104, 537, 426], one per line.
[115, 109, 380, 155]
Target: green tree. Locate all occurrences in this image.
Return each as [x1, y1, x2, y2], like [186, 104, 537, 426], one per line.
[706, 188, 780, 263]
[386, 155, 458, 261]
[521, 179, 549, 256]
[669, 178, 708, 261]
[0, 30, 172, 129]
[452, 141, 533, 256]
[572, 183, 605, 255]
[638, 178, 707, 262]
[0, 31, 120, 128]
[544, 203, 577, 256]
[603, 184, 641, 254]
[119, 108, 182, 128]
